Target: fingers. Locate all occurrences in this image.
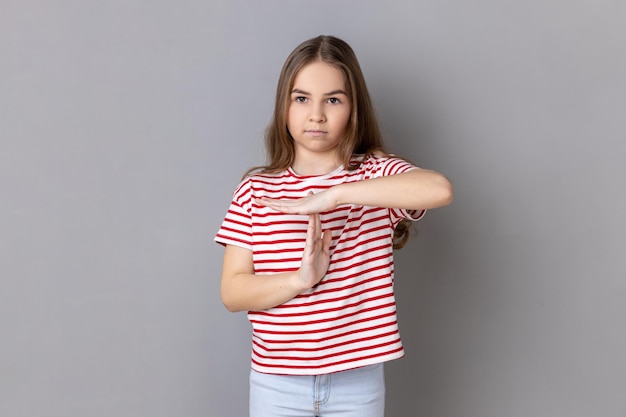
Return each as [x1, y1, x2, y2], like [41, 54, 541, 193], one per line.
[309, 212, 320, 237]
[255, 197, 291, 213]
[305, 212, 329, 255]
[304, 213, 319, 256]
[300, 212, 332, 288]
[321, 228, 332, 254]
[255, 191, 319, 215]
[314, 209, 322, 236]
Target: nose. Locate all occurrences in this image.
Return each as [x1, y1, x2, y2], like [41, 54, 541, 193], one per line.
[308, 103, 326, 123]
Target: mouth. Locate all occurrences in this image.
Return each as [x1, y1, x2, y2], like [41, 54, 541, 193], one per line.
[305, 130, 328, 136]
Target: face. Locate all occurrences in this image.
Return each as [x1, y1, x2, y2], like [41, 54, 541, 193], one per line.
[287, 61, 351, 164]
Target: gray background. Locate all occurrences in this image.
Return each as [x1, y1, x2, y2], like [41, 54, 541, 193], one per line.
[1, 0, 625, 416]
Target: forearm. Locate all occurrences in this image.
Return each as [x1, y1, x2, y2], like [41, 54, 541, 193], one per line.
[333, 169, 453, 210]
[221, 270, 304, 312]
[220, 215, 330, 313]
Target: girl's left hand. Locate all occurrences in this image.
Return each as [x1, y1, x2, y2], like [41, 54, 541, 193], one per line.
[256, 190, 338, 214]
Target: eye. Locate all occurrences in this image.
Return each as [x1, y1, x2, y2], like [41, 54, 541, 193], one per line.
[294, 96, 308, 103]
[327, 97, 341, 104]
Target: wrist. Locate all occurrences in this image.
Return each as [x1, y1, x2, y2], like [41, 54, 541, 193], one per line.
[291, 270, 311, 293]
[329, 183, 345, 207]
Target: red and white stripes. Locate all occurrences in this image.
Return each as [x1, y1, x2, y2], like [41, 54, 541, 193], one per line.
[215, 155, 424, 375]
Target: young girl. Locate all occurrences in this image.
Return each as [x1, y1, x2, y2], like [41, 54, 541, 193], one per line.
[215, 35, 453, 417]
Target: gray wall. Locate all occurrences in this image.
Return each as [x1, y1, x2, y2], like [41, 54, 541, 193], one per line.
[1, 1, 625, 416]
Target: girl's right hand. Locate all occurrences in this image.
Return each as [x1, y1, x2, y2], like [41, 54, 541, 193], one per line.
[297, 212, 332, 289]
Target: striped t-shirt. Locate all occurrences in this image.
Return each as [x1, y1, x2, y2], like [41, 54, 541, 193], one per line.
[215, 154, 425, 375]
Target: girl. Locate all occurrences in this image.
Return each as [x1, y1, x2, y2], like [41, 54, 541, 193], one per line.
[215, 35, 453, 417]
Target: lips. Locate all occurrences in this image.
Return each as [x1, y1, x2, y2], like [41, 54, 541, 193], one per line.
[305, 130, 328, 137]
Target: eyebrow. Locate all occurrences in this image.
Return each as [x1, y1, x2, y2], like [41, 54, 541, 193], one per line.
[291, 88, 348, 96]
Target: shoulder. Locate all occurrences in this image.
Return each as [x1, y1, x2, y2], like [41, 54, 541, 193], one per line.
[354, 153, 418, 176]
[232, 169, 293, 196]
[244, 169, 292, 186]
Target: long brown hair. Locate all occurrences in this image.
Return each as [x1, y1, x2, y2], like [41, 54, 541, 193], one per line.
[250, 35, 413, 248]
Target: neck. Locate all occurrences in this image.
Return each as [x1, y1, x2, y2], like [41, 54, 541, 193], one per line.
[292, 153, 341, 176]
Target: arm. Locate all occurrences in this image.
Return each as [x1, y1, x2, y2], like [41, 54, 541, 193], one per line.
[335, 169, 453, 210]
[220, 212, 333, 312]
[256, 169, 453, 214]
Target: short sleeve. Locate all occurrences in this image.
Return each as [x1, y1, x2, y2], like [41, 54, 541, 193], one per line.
[214, 178, 254, 250]
[370, 155, 426, 222]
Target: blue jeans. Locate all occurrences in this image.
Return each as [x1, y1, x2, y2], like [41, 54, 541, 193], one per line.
[249, 363, 385, 417]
